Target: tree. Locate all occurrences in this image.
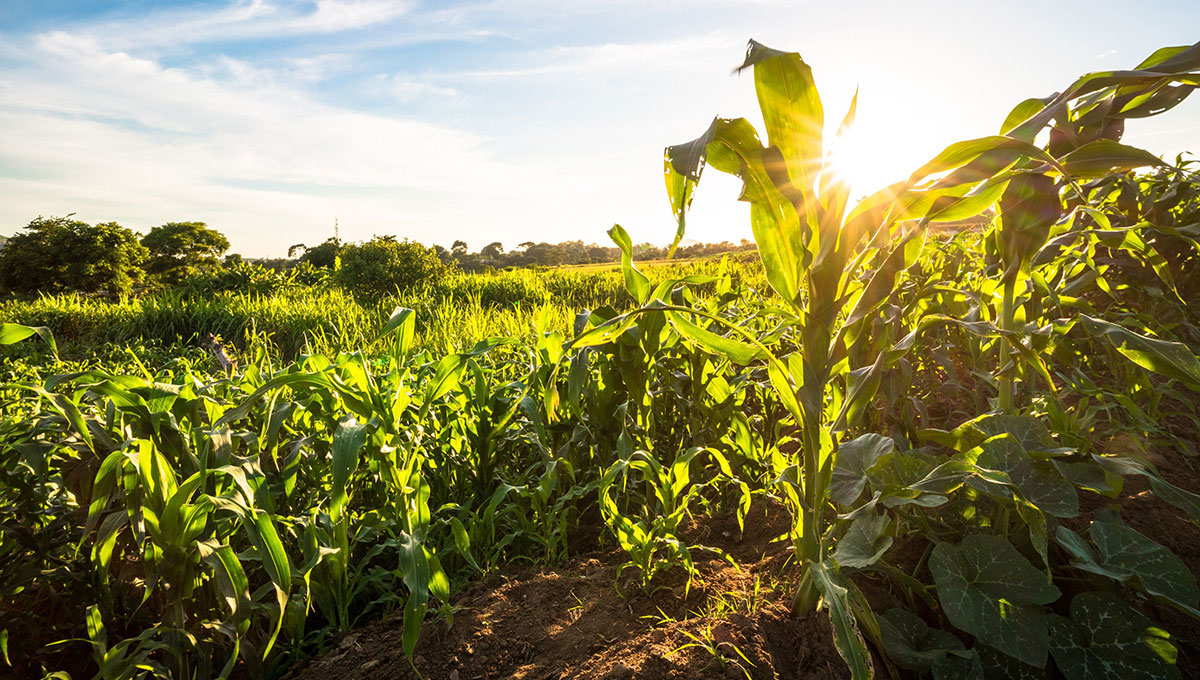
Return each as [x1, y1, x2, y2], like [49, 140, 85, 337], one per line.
[481, 241, 504, 260]
[300, 238, 343, 269]
[336, 237, 455, 297]
[451, 240, 468, 258]
[141, 221, 229, 283]
[0, 215, 148, 297]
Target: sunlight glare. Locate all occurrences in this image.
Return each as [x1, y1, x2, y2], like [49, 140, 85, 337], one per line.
[826, 123, 874, 197]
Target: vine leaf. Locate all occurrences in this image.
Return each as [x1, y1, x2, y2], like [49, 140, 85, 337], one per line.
[830, 433, 894, 505]
[930, 534, 1060, 666]
[832, 512, 892, 569]
[973, 435, 1078, 518]
[1056, 519, 1199, 612]
[1047, 592, 1181, 680]
[878, 608, 964, 672]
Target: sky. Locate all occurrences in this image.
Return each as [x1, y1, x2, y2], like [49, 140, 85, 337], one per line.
[0, 1, 1198, 258]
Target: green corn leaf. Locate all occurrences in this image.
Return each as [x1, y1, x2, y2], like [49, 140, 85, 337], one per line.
[832, 512, 892, 569]
[420, 354, 465, 416]
[0, 629, 8, 667]
[372, 306, 416, 353]
[198, 542, 252, 631]
[877, 608, 965, 673]
[930, 534, 1060, 667]
[998, 172, 1061, 276]
[330, 416, 368, 522]
[665, 310, 761, 364]
[740, 39, 823, 199]
[0, 322, 58, 359]
[907, 136, 1058, 187]
[1077, 314, 1200, 389]
[241, 509, 291, 658]
[1047, 592, 1180, 680]
[608, 224, 650, 304]
[811, 561, 874, 680]
[1058, 140, 1166, 177]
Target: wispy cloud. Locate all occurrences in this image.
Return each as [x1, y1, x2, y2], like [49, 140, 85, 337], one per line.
[46, 0, 416, 51]
[0, 27, 545, 252]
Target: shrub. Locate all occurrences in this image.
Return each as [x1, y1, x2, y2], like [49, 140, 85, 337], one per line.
[336, 237, 454, 297]
[0, 216, 148, 298]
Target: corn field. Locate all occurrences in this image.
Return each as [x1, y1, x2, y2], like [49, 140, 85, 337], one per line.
[3, 39, 1200, 680]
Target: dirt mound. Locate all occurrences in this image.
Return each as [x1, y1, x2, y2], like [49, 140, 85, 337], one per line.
[284, 501, 850, 680]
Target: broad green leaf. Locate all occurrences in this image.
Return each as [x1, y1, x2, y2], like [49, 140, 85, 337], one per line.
[830, 433, 895, 506]
[1047, 592, 1180, 680]
[930, 534, 1060, 666]
[877, 608, 964, 672]
[1057, 520, 1199, 611]
[833, 512, 892, 569]
[974, 435, 1077, 518]
[933, 645, 1048, 680]
[970, 414, 1057, 451]
[867, 451, 945, 507]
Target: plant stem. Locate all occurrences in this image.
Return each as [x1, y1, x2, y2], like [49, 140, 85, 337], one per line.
[998, 278, 1016, 413]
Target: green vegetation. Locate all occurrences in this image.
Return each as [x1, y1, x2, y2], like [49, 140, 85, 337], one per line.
[2, 38, 1200, 680]
[0, 216, 149, 298]
[141, 222, 231, 284]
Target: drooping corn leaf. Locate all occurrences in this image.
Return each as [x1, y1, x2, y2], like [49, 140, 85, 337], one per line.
[930, 534, 1060, 666]
[1058, 140, 1166, 178]
[665, 310, 762, 365]
[608, 224, 650, 304]
[1077, 314, 1200, 390]
[811, 561, 874, 680]
[1047, 592, 1180, 680]
[0, 322, 58, 359]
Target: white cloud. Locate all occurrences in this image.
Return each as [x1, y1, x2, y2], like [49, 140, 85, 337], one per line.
[370, 73, 465, 103]
[0, 30, 546, 254]
[54, 0, 415, 51]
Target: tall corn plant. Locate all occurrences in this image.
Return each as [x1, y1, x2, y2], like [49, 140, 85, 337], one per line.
[659, 40, 1047, 676]
[661, 42, 911, 676]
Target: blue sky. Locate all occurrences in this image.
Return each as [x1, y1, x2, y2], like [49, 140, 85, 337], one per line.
[1, 1, 1198, 257]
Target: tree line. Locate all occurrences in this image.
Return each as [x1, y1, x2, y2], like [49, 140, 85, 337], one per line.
[0, 215, 756, 298]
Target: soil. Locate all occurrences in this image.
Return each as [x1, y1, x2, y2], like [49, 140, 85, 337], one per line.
[284, 500, 851, 680]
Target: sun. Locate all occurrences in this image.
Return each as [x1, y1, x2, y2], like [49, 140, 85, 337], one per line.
[825, 123, 875, 197]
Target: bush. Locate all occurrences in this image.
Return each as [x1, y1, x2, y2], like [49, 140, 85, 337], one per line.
[0, 216, 148, 298]
[336, 237, 454, 297]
